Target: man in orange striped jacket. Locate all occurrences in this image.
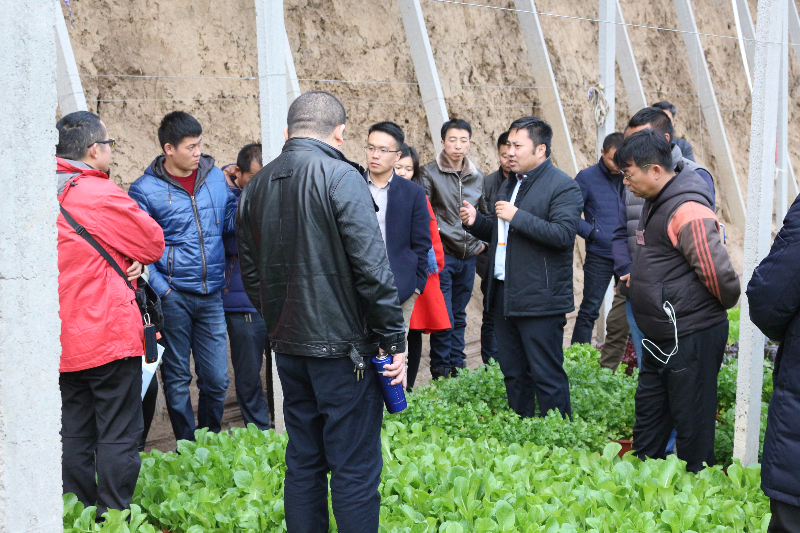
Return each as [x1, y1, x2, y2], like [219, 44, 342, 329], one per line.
[616, 129, 740, 473]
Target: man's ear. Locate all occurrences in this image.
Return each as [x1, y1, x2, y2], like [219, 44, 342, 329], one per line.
[86, 143, 99, 161]
[664, 133, 671, 144]
[283, 126, 289, 142]
[164, 143, 174, 157]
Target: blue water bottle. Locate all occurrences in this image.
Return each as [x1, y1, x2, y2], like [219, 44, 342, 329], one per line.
[372, 354, 408, 414]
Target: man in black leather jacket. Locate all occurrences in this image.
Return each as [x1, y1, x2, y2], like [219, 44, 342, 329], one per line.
[236, 91, 406, 533]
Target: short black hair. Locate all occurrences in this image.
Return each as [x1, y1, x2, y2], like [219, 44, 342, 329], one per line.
[508, 116, 553, 158]
[399, 143, 420, 180]
[368, 121, 405, 149]
[441, 118, 472, 140]
[158, 111, 202, 151]
[614, 129, 673, 172]
[652, 100, 678, 118]
[287, 91, 347, 138]
[56, 111, 107, 161]
[236, 143, 262, 174]
[496, 131, 509, 151]
[602, 132, 624, 153]
[627, 107, 674, 141]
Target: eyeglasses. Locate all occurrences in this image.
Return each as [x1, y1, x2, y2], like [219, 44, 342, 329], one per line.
[622, 164, 652, 181]
[364, 145, 399, 156]
[89, 139, 116, 149]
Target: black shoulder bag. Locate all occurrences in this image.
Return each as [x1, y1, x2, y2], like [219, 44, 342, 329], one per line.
[60, 205, 164, 362]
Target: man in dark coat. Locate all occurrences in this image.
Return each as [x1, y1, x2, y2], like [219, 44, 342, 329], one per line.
[236, 91, 406, 533]
[571, 132, 625, 347]
[617, 130, 740, 473]
[748, 196, 800, 531]
[476, 130, 511, 364]
[460, 116, 583, 418]
[363, 122, 431, 328]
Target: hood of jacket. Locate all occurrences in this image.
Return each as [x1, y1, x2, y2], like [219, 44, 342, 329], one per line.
[145, 153, 217, 193]
[56, 158, 102, 195]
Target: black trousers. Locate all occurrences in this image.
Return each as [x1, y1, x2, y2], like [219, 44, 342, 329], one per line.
[276, 353, 384, 533]
[632, 319, 727, 473]
[770, 499, 800, 533]
[406, 330, 422, 391]
[60, 356, 143, 516]
[492, 281, 571, 418]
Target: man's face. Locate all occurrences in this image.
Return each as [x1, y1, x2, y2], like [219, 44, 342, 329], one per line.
[507, 128, 546, 174]
[366, 131, 400, 176]
[662, 109, 674, 123]
[394, 156, 415, 180]
[441, 128, 471, 164]
[601, 147, 619, 174]
[93, 122, 112, 173]
[498, 144, 512, 174]
[620, 162, 671, 199]
[165, 135, 202, 172]
[235, 159, 263, 189]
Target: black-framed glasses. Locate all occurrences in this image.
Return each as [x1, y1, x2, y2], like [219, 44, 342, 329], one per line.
[89, 138, 116, 149]
[364, 145, 399, 155]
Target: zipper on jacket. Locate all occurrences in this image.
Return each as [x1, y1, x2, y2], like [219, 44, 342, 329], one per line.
[460, 179, 467, 260]
[167, 245, 174, 283]
[190, 195, 208, 294]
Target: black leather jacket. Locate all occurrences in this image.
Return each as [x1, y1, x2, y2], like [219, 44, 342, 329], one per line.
[236, 137, 406, 357]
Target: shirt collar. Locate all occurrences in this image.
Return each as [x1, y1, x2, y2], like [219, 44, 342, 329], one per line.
[367, 171, 393, 189]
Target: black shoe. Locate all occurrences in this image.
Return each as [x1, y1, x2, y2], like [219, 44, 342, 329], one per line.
[450, 366, 459, 378]
[430, 366, 451, 380]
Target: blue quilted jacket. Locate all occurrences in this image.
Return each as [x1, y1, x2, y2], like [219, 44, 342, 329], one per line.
[129, 154, 237, 297]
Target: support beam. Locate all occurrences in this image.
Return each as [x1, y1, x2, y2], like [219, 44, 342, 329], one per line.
[255, 0, 288, 162]
[615, 0, 647, 113]
[777, 13, 792, 227]
[55, 0, 87, 114]
[734, 0, 787, 466]
[0, 1, 61, 530]
[672, 0, 747, 231]
[732, 0, 756, 91]
[254, 0, 288, 432]
[398, 0, 449, 155]
[514, 0, 579, 177]
[284, 29, 301, 105]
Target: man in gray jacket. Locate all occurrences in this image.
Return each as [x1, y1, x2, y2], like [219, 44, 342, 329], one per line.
[414, 118, 488, 379]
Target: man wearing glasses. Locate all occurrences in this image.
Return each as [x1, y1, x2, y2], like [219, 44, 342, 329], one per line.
[56, 111, 165, 515]
[364, 122, 431, 329]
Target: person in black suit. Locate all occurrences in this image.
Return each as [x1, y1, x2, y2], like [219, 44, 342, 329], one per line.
[364, 122, 432, 327]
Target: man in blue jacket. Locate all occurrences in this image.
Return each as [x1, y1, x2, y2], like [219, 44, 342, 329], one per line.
[748, 197, 800, 530]
[129, 111, 237, 442]
[571, 132, 624, 346]
[363, 122, 431, 328]
[222, 143, 272, 430]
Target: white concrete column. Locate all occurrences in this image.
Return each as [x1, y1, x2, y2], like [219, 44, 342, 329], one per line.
[254, 0, 287, 432]
[55, 0, 87, 114]
[284, 29, 301, 106]
[0, 1, 61, 531]
[672, 0, 747, 231]
[398, 0, 449, 155]
[734, 0, 787, 466]
[732, 0, 757, 91]
[514, 0, 579, 177]
[255, 0, 288, 161]
[615, 0, 647, 113]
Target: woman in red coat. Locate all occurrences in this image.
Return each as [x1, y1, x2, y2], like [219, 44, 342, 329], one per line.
[395, 144, 451, 391]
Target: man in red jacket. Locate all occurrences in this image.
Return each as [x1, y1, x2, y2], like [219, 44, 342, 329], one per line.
[56, 111, 165, 516]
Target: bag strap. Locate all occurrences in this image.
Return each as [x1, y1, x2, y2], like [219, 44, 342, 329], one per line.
[60, 205, 134, 291]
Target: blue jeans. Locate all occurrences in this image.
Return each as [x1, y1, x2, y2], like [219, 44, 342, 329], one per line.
[627, 300, 677, 453]
[571, 252, 616, 345]
[277, 353, 384, 533]
[430, 254, 476, 369]
[160, 290, 229, 442]
[226, 312, 271, 430]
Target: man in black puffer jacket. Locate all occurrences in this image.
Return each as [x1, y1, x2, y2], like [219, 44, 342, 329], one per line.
[237, 91, 406, 533]
[461, 117, 582, 418]
[748, 196, 800, 531]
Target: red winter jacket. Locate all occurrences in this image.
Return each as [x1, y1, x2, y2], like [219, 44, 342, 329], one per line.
[57, 158, 165, 372]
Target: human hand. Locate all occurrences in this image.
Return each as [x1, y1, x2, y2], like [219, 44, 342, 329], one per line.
[479, 242, 486, 254]
[495, 201, 518, 222]
[380, 348, 407, 388]
[126, 260, 143, 281]
[621, 273, 630, 287]
[222, 165, 238, 187]
[460, 200, 477, 226]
